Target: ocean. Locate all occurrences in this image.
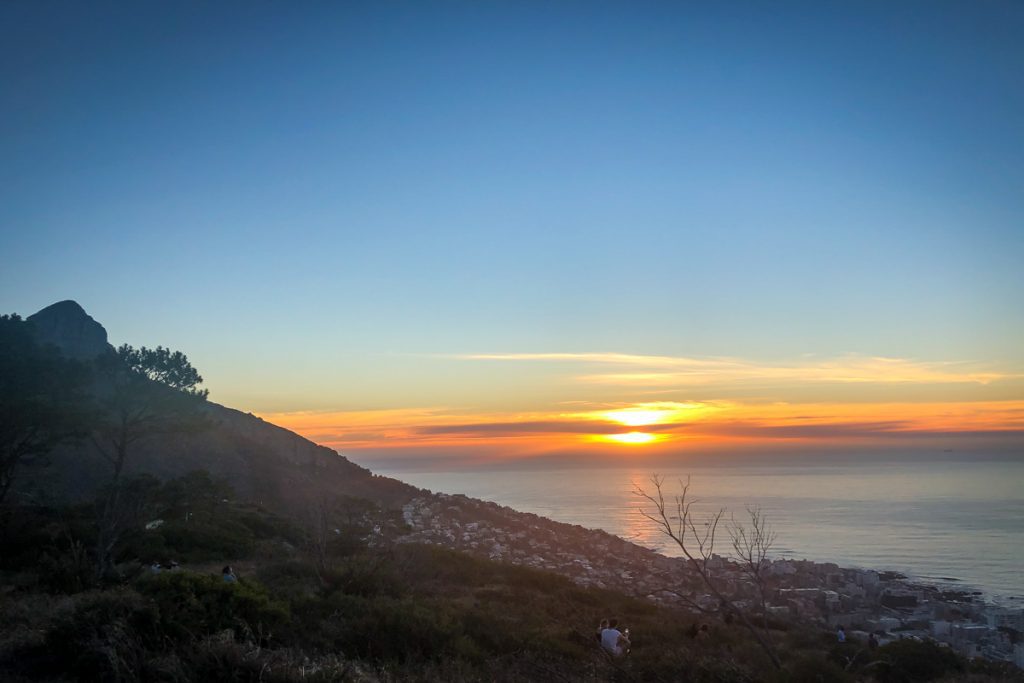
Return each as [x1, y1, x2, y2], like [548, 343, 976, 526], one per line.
[366, 455, 1024, 603]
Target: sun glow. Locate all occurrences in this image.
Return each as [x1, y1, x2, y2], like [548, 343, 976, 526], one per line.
[601, 431, 660, 445]
[604, 409, 667, 426]
[601, 401, 711, 427]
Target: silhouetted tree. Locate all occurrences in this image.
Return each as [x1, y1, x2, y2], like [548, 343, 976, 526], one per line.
[92, 345, 209, 481]
[92, 344, 210, 578]
[729, 505, 778, 650]
[0, 314, 91, 504]
[156, 469, 233, 520]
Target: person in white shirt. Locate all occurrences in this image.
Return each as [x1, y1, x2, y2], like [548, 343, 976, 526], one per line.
[600, 618, 631, 656]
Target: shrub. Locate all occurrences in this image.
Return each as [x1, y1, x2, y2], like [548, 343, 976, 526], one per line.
[782, 653, 855, 683]
[873, 638, 963, 682]
[322, 593, 473, 664]
[139, 570, 289, 644]
[43, 587, 159, 681]
[237, 508, 304, 545]
[256, 559, 322, 600]
[36, 537, 95, 593]
[120, 517, 257, 564]
[325, 552, 404, 597]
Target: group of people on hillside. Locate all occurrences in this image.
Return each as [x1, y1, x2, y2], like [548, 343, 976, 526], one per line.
[148, 559, 180, 573]
[596, 618, 631, 657]
[596, 617, 880, 660]
[145, 560, 237, 583]
[595, 618, 712, 658]
[688, 622, 711, 640]
[837, 625, 879, 650]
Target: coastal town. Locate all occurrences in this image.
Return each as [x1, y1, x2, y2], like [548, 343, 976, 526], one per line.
[396, 492, 1024, 669]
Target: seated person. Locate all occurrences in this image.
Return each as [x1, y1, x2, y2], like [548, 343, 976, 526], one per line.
[600, 618, 631, 656]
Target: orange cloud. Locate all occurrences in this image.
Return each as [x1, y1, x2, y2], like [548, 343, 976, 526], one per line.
[255, 350, 1023, 465]
[261, 399, 1024, 460]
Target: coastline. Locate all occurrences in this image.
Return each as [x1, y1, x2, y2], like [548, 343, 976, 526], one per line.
[367, 458, 1024, 602]
[392, 484, 1024, 667]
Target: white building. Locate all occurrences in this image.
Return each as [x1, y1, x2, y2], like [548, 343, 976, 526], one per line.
[1013, 643, 1024, 669]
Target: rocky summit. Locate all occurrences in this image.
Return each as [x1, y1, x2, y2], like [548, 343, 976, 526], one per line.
[26, 299, 113, 360]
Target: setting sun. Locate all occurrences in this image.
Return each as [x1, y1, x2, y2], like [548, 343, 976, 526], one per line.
[600, 431, 660, 445]
[601, 401, 711, 427]
[604, 410, 666, 427]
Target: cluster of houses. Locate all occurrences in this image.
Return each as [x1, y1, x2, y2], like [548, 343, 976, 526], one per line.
[763, 559, 1023, 666]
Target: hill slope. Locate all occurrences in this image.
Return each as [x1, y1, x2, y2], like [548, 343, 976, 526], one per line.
[16, 301, 415, 512]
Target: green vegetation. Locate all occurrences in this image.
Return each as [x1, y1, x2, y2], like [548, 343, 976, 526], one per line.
[0, 311, 214, 579]
[2, 473, 1021, 682]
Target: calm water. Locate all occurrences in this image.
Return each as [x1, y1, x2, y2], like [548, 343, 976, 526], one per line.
[369, 456, 1024, 602]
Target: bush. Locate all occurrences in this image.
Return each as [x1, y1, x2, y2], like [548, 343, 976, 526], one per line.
[873, 638, 963, 682]
[43, 587, 159, 681]
[256, 559, 322, 600]
[324, 552, 404, 597]
[237, 508, 304, 545]
[322, 593, 464, 663]
[119, 517, 257, 564]
[139, 570, 289, 644]
[114, 472, 305, 566]
[783, 653, 855, 683]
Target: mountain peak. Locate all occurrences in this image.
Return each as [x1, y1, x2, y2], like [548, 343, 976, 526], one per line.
[27, 300, 113, 360]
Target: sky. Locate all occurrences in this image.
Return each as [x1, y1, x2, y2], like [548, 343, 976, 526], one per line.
[2, 2, 1022, 469]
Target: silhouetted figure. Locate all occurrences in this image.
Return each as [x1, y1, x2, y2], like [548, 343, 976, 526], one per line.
[222, 565, 237, 583]
[836, 625, 846, 643]
[868, 633, 879, 650]
[600, 618, 630, 656]
[722, 604, 734, 625]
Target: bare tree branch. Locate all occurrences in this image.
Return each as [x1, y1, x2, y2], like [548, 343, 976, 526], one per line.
[635, 475, 782, 670]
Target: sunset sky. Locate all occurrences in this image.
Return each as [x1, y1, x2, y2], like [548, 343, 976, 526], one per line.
[2, 3, 1022, 469]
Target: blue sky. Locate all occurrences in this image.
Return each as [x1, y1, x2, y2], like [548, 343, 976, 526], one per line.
[1, 2, 1022, 451]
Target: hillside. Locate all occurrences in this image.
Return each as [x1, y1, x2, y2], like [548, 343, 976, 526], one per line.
[15, 301, 415, 512]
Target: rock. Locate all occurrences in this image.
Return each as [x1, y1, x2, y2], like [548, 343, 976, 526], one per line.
[27, 300, 112, 360]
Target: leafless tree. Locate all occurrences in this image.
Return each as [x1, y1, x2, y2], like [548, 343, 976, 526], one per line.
[635, 474, 781, 670]
[729, 506, 778, 648]
[306, 495, 393, 589]
[306, 496, 337, 585]
[94, 476, 159, 578]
